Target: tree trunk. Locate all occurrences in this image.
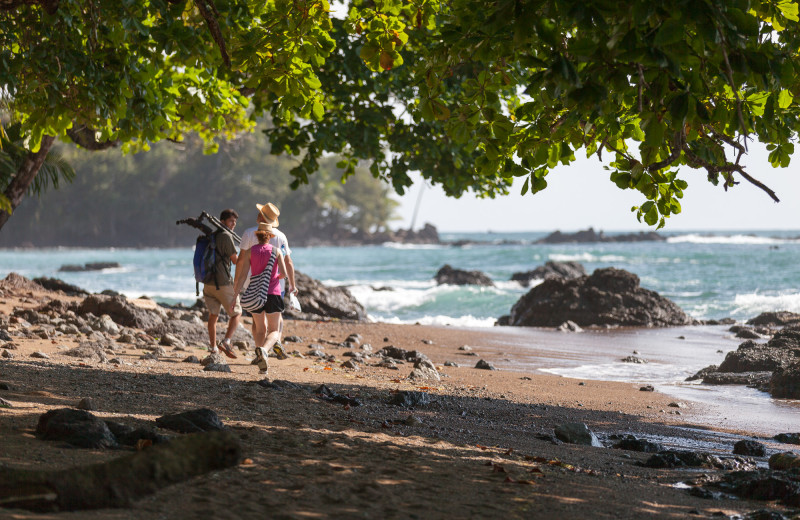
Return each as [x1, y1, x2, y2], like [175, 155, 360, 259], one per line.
[0, 135, 55, 232]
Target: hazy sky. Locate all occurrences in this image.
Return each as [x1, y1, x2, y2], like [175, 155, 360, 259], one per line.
[390, 143, 800, 232]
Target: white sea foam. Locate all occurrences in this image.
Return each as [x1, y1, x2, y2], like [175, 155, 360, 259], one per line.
[381, 242, 445, 250]
[732, 291, 800, 315]
[667, 233, 795, 245]
[548, 253, 627, 263]
[348, 284, 442, 312]
[374, 314, 497, 328]
[540, 362, 695, 384]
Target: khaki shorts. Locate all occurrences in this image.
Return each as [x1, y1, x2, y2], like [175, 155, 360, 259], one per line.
[203, 284, 242, 316]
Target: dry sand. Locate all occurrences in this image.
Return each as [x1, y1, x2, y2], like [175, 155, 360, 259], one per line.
[0, 284, 793, 519]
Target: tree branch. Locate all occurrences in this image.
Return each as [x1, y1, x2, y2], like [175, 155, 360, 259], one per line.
[682, 142, 779, 202]
[647, 131, 683, 171]
[66, 125, 119, 151]
[194, 0, 231, 68]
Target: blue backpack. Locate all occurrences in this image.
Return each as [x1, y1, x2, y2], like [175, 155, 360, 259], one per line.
[193, 232, 219, 295]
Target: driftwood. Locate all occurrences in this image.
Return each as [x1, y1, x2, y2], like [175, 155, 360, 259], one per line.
[0, 430, 241, 512]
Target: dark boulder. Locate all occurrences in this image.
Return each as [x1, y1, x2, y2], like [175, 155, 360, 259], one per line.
[284, 271, 367, 321]
[36, 408, 118, 449]
[612, 435, 664, 453]
[733, 440, 768, 457]
[507, 267, 691, 327]
[510, 261, 586, 286]
[774, 433, 800, 445]
[434, 264, 494, 286]
[747, 311, 800, 328]
[535, 228, 665, 244]
[78, 294, 166, 329]
[716, 331, 800, 375]
[156, 408, 226, 433]
[33, 277, 89, 296]
[770, 361, 800, 399]
[58, 262, 122, 272]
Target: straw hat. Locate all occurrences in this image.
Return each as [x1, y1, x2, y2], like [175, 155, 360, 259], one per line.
[256, 202, 280, 227]
[257, 222, 274, 234]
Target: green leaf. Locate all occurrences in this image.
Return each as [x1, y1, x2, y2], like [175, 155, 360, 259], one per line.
[654, 19, 685, 46]
[669, 92, 689, 122]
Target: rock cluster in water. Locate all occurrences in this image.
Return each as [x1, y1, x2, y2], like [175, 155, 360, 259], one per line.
[688, 328, 800, 399]
[504, 267, 692, 328]
[510, 261, 586, 287]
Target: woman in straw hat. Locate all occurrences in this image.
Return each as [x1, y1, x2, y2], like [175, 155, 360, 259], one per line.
[231, 221, 292, 375]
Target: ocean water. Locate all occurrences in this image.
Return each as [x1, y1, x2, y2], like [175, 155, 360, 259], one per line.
[2, 230, 800, 434]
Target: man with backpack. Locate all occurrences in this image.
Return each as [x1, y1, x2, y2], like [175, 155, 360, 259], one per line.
[202, 208, 241, 358]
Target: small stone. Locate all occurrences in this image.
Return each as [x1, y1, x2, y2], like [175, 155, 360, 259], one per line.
[404, 415, 423, 426]
[554, 422, 602, 447]
[421, 339, 433, 345]
[474, 359, 496, 370]
[640, 385, 655, 392]
[444, 361, 459, 367]
[183, 355, 201, 363]
[458, 345, 472, 351]
[30, 351, 50, 359]
[109, 358, 123, 365]
[0, 382, 11, 391]
[341, 360, 360, 370]
[2, 350, 14, 359]
[76, 397, 96, 411]
[284, 335, 302, 343]
[668, 402, 686, 408]
[768, 452, 800, 470]
[204, 363, 232, 373]
[0, 397, 12, 408]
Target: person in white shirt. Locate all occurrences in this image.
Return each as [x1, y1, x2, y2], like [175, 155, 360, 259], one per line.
[233, 202, 298, 362]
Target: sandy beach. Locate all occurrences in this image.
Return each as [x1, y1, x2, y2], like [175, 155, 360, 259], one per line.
[0, 282, 796, 519]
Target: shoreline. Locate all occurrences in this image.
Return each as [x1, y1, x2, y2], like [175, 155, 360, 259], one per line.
[1, 284, 799, 517]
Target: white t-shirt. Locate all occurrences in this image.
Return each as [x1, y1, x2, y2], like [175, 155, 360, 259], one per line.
[238, 226, 292, 292]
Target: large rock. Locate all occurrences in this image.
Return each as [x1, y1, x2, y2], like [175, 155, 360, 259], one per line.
[33, 277, 90, 296]
[511, 261, 586, 287]
[717, 336, 800, 373]
[771, 361, 800, 399]
[687, 330, 800, 399]
[284, 271, 367, 321]
[747, 311, 800, 328]
[434, 264, 494, 286]
[78, 294, 167, 329]
[36, 408, 118, 449]
[535, 228, 665, 244]
[507, 267, 691, 327]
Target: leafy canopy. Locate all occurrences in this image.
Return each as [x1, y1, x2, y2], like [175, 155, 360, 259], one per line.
[2, 0, 800, 228]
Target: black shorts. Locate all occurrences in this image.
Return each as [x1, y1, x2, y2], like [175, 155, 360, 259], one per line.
[257, 294, 285, 314]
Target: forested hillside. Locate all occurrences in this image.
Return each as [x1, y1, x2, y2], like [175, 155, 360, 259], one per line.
[0, 130, 399, 248]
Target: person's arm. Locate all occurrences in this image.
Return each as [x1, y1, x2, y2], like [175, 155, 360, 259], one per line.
[285, 255, 297, 294]
[276, 253, 293, 294]
[229, 252, 238, 264]
[232, 248, 250, 295]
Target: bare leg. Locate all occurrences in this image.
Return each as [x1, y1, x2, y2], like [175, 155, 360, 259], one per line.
[252, 312, 267, 348]
[261, 312, 282, 352]
[224, 313, 240, 342]
[207, 314, 219, 350]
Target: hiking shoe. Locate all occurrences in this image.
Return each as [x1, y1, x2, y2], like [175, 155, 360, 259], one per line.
[255, 347, 269, 374]
[217, 339, 237, 359]
[272, 340, 288, 360]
